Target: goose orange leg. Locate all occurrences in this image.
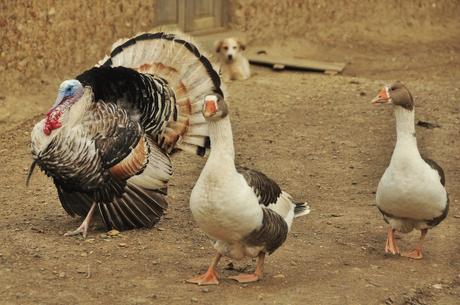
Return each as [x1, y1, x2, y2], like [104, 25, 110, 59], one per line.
[385, 227, 400, 255]
[187, 253, 222, 285]
[64, 203, 97, 239]
[228, 252, 265, 283]
[401, 229, 428, 259]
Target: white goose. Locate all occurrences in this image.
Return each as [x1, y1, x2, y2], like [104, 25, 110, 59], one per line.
[187, 95, 310, 285]
[372, 82, 449, 259]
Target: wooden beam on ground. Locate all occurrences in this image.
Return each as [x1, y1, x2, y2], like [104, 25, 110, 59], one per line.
[246, 49, 346, 74]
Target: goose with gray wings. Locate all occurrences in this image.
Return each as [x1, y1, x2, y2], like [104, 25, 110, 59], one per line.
[372, 82, 448, 259]
[29, 32, 224, 237]
[187, 95, 310, 285]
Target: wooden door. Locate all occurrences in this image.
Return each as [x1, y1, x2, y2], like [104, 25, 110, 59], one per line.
[156, 0, 226, 33]
[155, 0, 185, 30]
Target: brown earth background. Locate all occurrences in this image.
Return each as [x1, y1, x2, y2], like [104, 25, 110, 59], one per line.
[1, 1, 460, 305]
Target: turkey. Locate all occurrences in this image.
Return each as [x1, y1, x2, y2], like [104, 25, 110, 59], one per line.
[28, 32, 224, 238]
[371, 82, 448, 259]
[187, 95, 310, 285]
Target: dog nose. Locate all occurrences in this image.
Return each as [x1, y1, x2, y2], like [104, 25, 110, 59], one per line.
[227, 54, 233, 60]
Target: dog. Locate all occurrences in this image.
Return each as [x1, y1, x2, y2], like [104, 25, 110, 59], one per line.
[215, 38, 250, 81]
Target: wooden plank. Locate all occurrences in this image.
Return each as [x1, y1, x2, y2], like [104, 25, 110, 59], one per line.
[245, 50, 346, 73]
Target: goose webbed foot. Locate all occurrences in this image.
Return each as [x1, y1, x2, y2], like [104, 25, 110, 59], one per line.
[401, 229, 427, 260]
[228, 252, 265, 284]
[187, 253, 221, 286]
[384, 227, 400, 255]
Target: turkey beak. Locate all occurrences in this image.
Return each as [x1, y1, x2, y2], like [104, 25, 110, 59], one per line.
[371, 87, 392, 105]
[203, 96, 218, 118]
[48, 92, 66, 114]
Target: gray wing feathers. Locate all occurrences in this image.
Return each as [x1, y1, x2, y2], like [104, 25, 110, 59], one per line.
[239, 168, 282, 206]
[244, 208, 288, 254]
[422, 156, 446, 186]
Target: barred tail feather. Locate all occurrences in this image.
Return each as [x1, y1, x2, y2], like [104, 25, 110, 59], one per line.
[98, 31, 225, 156]
[57, 183, 168, 231]
[98, 183, 168, 230]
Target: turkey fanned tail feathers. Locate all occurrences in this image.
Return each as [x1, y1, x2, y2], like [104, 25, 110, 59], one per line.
[91, 31, 225, 156]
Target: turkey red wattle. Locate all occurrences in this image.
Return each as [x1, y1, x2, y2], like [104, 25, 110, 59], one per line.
[43, 108, 63, 135]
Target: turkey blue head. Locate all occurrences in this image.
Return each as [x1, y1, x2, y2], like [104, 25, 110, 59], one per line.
[44, 80, 84, 135]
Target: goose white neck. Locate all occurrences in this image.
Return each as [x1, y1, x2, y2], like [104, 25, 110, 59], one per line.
[392, 106, 420, 159]
[394, 106, 416, 137]
[208, 116, 235, 160]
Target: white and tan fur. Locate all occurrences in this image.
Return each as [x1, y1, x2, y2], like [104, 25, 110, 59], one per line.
[215, 38, 250, 82]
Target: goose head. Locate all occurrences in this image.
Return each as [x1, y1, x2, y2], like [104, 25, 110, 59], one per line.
[202, 94, 228, 121]
[44, 80, 84, 135]
[371, 82, 414, 111]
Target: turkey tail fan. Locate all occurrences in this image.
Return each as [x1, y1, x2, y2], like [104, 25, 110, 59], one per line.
[97, 31, 225, 156]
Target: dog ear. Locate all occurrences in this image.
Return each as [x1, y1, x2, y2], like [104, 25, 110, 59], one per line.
[215, 40, 223, 53]
[237, 40, 246, 51]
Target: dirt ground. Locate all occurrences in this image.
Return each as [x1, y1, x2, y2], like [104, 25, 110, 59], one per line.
[1, 24, 460, 305]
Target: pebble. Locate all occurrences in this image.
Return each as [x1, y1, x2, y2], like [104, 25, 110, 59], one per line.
[432, 283, 443, 289]
[273, 274, 285, 279]
[191, 297, 198, 303]
[118, 243, 128, 248]
[107, 229, 120, 237]
[200, 287, 209, 293]
[58, 271, 66, 278]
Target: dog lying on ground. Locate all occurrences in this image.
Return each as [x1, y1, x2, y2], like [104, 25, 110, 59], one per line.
[215, 38, 250, 81]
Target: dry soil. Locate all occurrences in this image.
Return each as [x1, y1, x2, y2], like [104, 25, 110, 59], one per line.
[0, 26, 459, 305]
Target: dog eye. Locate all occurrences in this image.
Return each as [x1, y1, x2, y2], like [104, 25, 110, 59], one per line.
[233, 46, 237, 49]
[223, 46, 228, 50]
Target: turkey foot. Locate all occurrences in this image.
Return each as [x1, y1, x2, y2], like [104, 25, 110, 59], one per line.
[64, 203, 96, 238]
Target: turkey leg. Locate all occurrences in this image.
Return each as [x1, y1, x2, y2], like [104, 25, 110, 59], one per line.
[64, 203, 97, 238]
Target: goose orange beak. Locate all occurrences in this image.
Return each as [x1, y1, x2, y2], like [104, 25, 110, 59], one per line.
[203, 96, 218, 118]
[371, 87, 392, 105]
